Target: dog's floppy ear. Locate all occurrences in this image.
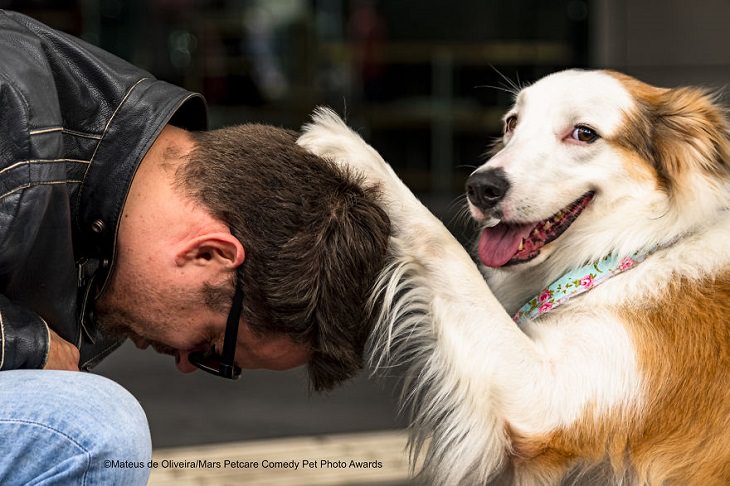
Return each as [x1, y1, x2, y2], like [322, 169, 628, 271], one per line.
[648, 86, 730, 187]
[610, 71, 730, 193]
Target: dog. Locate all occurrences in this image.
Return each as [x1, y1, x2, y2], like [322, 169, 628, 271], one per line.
[297, 69, 730, 485]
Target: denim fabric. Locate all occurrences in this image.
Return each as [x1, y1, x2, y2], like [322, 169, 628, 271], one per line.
[0, 370, 151, 485]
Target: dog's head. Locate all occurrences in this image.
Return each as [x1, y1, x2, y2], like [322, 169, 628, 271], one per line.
[467, 69, 730, 272]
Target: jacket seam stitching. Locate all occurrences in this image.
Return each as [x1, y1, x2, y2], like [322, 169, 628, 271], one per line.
[0, 180, 82, 201]
[29, 127, 103, 139]
[0, 159, 90, 176]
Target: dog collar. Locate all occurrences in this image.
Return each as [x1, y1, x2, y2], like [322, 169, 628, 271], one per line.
[512, 250, 653, 325]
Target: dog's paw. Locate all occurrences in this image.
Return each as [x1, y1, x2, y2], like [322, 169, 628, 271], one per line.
[297, 107, 394, 189]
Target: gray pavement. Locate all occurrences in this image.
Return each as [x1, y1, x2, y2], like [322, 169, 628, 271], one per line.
[94, 341, 408, 449]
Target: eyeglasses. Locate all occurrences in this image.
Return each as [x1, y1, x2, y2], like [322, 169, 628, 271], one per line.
[188, 269, 244, 380]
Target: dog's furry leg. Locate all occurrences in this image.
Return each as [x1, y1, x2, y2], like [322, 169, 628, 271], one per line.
[298, 108, 544, 483]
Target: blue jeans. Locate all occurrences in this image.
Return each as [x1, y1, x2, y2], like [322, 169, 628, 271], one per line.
[0, 370, 151, 485]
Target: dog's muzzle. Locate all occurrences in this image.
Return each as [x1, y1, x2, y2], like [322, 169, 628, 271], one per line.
[466, 168, 510, 212]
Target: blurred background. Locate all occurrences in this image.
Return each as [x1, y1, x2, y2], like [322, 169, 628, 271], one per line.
[10, 0, 730, 230]
[8, 0, 730, 482]
[12, 0, 730, 227]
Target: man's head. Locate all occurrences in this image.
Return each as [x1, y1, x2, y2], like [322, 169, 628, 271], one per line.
[97, 123, 390, 391]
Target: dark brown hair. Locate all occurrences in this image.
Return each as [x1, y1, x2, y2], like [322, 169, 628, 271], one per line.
[179, 124, 390, 391]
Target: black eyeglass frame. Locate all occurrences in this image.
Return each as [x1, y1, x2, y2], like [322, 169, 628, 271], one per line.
[188, 267, 244, 380]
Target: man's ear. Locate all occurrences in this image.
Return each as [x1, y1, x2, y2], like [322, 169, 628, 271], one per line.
[174, 232, 245, 270]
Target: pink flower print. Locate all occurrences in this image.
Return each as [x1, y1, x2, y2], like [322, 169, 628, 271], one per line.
[538, 290, 553, 303]
[539, 301, 553, 313]
[618, 256, 635, 271]
[580, 275, 594, 288]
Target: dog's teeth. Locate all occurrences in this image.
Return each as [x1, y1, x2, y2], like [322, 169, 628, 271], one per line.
[518, 240, 524, 251]
[483, 217, 501, 228]
[544, 221, 552, 230]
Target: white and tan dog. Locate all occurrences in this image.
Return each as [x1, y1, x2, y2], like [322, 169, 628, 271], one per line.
[298, 69, 730, 485]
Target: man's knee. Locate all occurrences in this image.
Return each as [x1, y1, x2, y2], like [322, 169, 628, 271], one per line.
[84, 374, 151, 483]
[0, 371, 151, 484]
[79, 373, 152, 461]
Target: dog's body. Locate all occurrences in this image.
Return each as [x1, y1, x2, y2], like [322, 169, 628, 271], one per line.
[298, 69, 730, 485]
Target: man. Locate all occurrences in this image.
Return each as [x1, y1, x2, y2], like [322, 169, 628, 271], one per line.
[0, 10, 390, 485]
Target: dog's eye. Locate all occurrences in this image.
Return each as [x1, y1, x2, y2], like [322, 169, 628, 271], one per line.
[504, 115, 518, 134]
[571, 125, 599, 143]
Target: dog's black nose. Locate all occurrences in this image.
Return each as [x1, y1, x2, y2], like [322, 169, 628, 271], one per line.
[466, 169, 510, 211]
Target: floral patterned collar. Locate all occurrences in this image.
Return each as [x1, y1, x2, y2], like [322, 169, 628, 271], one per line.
[512, 251, 652, 325]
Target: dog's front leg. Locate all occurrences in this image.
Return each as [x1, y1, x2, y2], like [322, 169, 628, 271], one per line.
[297, 109, 541, 481]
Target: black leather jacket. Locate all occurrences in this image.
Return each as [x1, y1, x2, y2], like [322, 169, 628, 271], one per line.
[0, 11, 207, 370]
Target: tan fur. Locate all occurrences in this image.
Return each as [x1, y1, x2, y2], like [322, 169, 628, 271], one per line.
[607, 71, 730, 197]
[626, 272, 730, 484]
[611, 145, 662, 188]
[506, 272, 730, 484]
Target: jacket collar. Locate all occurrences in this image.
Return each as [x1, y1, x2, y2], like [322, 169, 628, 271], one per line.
[76, 78, 206, 294]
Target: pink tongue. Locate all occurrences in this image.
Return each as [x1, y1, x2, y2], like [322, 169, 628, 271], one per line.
[478, 223, 536, 267]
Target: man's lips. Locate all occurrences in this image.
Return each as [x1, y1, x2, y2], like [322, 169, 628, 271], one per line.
[130, 336, 150, 350]
[130, 336, 199, 373]
[175, 351, 198, 373]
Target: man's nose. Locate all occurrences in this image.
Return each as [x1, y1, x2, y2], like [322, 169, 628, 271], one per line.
[466, 168, 510, 212]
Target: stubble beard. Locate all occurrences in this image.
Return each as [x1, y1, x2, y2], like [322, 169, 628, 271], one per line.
[95, 269, 233, 357]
